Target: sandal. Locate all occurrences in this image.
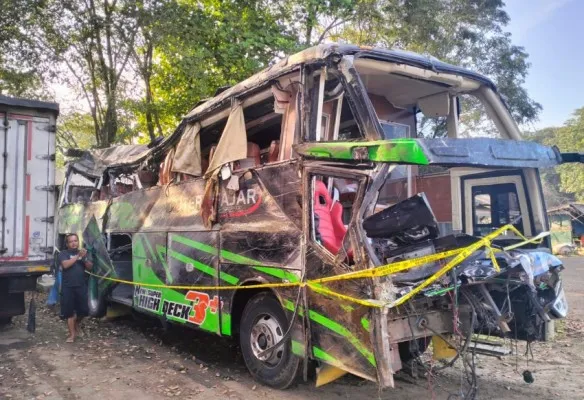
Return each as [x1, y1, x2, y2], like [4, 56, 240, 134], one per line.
[66, 336, 75, 343]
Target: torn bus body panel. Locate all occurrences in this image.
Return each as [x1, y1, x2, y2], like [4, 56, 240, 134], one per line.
[58, 201, 108, 236]
[304, 246, 379, 382]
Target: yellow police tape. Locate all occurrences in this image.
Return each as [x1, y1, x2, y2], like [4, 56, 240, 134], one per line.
[85, 224, 547, 309]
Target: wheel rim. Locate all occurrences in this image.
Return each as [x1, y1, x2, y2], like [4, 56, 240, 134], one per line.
[249, 313, 285, 366]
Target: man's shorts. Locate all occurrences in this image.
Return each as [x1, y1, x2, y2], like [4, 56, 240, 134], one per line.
[60, 285, 89, 319]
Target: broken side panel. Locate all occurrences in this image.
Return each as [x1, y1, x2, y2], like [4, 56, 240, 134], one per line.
[105, 179, 207, 233]
[83, 216, 117, 313]
[217, 165, 302, 267]
[216, 164, 303, 338]
[58, 201, 108, 236]
[304, 247, 378, 382]
[254, 162, 303, 230]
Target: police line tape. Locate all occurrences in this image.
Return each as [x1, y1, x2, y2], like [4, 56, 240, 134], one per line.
[85, 224, 547, 309]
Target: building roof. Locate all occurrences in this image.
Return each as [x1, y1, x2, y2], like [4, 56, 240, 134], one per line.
[547, 203, 584, 216]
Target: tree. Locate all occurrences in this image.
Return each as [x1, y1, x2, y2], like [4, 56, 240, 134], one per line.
[56, 112, 97, 167]
[32, 0, 140, 147]
[552, 108, 584, 201]
[0, 0, 47, 97]
[150, 0, 298, 128]
[277, 0, 357, 45]
[2, 0, 543, 148]
[526, 109, 584, 204]
[323, 0, 542, 126]
[127, 0, 168, 142]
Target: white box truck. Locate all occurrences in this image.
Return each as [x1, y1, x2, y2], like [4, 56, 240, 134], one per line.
[0, 95, 58, 325]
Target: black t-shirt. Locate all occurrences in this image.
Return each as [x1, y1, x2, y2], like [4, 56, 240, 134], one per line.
[58, 249, 89, 288]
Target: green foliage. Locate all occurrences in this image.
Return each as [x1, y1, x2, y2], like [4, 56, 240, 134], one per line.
[149, 0, 298, 131]
[0, 0, 48, 97]
[553, 108, 584, 201]
[56, 112, 97, 167]
[1, 0, 543, 146]
[526, 109, 584, 204]
[328, 0, 541, 125]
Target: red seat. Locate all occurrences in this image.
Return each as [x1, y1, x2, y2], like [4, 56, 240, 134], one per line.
[268, 140, 280, 163]
[313, 181, 347, 255]
[330, 201, 348, 245]
[237, 142, 261, 169]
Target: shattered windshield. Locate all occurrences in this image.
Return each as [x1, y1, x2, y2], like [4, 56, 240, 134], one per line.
[353, 59, 504, 140]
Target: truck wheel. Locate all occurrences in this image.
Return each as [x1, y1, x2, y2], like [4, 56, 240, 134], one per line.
[239, 293, 300, 389]
[0, 317, 12, 326]
[88, 278, 107, 318]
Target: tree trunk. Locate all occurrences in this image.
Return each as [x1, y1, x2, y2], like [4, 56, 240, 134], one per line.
[144, 79, 156, 142]
[102, 96, 118, 147]
[305, 6, 317, 46]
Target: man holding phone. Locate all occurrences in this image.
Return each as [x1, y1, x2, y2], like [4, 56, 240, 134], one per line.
[58, 234, 93, 343]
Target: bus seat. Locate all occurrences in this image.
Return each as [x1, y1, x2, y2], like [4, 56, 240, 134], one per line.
[234, 142, 261, 170]
[268, 140, 280, 163]
[330, 201, 347, 244]
[313, 181, 347, 255]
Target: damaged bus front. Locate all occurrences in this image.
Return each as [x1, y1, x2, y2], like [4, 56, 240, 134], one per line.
[292, 47, 582, 389]
[57, 44, 583, 392]
[296, 138, 576, 388]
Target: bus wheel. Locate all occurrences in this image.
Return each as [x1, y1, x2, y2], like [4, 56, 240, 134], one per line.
[239, 293, 300, 389]
[87, 278, 107, 318]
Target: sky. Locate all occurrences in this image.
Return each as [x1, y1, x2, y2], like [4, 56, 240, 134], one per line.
[504, 0, 584, 130]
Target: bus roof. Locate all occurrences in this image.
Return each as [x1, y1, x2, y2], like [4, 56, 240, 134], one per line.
[183, 44, 498, 123]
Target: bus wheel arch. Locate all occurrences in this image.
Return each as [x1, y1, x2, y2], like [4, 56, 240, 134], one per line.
[87, 277, 107, 318]
[237, 290, 301, 389]
[230, 280, 282, 337]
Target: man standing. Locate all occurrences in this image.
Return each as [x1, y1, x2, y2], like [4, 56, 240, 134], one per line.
[59, 234, 93, 343]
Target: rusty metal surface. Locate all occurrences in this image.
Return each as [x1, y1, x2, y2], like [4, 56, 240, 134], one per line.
[58, 201, 108, 235]
[386, 309, 454, 343]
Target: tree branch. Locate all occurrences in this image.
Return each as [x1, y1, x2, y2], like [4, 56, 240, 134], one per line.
[317, 17, 349, 44]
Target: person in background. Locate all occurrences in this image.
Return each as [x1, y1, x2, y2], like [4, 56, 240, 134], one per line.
[58, 234, 93, 343]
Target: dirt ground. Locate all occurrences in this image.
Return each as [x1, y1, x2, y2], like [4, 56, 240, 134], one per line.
[1, 257, 584, 400]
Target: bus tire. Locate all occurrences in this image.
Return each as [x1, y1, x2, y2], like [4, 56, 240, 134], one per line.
[87, 278, 107, 318]
[239, 292, 300, 389]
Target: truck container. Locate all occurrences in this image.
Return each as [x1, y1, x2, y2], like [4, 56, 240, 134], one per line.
[0, 95, 58, 324]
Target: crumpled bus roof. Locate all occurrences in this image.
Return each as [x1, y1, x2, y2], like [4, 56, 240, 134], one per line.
[69, 144, 150, 178]
[183, 43, 497, 122]
[68, 44, 501, 178]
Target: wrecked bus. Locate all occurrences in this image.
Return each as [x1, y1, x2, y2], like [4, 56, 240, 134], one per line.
[58, 44, 582, 390]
